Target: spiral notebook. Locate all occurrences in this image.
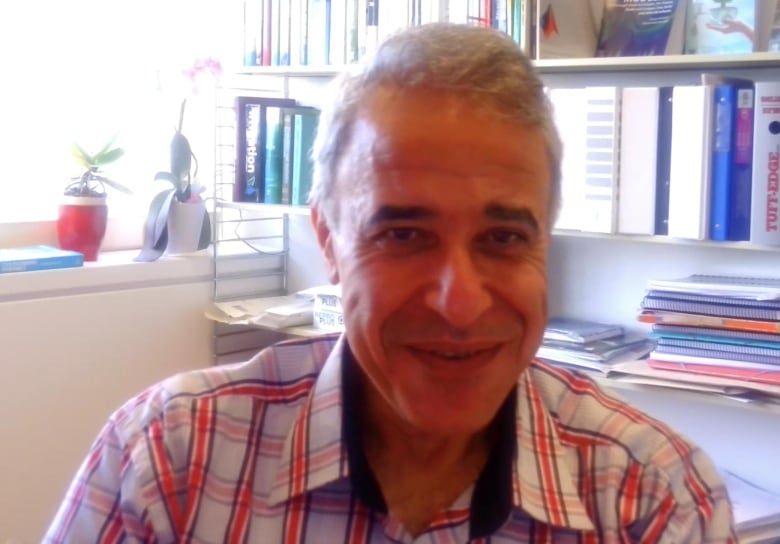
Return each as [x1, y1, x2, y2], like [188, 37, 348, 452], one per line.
[646, 275, 780, 301]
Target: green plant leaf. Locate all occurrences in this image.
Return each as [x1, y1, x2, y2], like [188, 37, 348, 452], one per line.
[94, 133, 120, 158]
[170, 132, 192, 182]
[92, 147, 125, 166]
[154, 171, 177, 185]
[198, 208, 211, 250]
[134, 188, 176, 262]
[71, 143, 94, 168]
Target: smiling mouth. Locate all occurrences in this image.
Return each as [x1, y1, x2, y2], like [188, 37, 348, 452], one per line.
[409, 345, 499, 362]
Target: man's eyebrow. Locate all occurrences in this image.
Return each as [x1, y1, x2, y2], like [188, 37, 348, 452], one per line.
[367, 205, 436, 226]
[484, 205, 540, 234]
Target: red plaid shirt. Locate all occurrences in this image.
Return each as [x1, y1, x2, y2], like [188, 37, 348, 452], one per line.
[45, 334, 736, 543]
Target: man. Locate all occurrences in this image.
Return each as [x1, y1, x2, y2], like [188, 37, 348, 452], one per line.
[46, 23, 735, 542]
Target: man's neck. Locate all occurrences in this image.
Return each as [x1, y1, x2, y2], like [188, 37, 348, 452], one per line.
[358, 387, 496, 537]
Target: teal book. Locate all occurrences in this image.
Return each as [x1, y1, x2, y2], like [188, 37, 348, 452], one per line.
[0, 245, 84, 273]
[291, 109, 320, 207]
[263, 106, 285, 204]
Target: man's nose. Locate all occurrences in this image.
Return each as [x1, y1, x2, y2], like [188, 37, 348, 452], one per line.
[423, 247, 492, 329]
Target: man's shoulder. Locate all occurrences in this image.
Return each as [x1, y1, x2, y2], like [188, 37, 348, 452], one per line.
[110, 334, 341, 440]
[526, 359, 696, 461]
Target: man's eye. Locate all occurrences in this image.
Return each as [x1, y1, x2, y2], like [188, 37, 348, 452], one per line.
[486, 230, 528, 245]
[384, 228, 421, 242]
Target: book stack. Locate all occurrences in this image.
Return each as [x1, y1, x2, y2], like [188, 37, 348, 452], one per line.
[537, 317, 655, 375]
[638, 274, 780, 389]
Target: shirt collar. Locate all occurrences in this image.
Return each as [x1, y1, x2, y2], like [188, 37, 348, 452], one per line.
[269, 337, 594, 533]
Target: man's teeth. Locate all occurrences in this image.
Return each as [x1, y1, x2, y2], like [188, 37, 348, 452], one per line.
[431, 350, 481, 359]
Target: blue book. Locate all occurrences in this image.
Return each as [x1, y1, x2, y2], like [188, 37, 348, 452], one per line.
[0, 245, 83, 274]
[709, 84, 737, 241]
[709, 80, 755, 241]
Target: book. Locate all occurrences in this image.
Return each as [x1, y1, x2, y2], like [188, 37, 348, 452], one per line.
[645, 289, 780, 309]
[544, 317, 625, 344]
[651, 323, 780, 344]
[684, 0, 756, 55]
[618, 86, 660, 235]
[648, 359, 780, 385]
[750, 80, 780, 246]
[291, 107, 320, 206]
[234, 96, 298, 203]
[656, 336, 780, 359]
[641, 293, 780, 321]
[536, 0, 604, 59]
[699, 74, 755, 242]
[262, 106, 284, 204]
[638, 309, 780, 334]
[651, 346, 780, 368]
[668, 84, 714, 240]
[655, 86, 674, 235]
[548, 86, 588, 230]
[596, 0, 682, 57]
[234, 96, 263, 202]
[580, 86, 620, 234]
[0, 245, 84, 273]
[647, 274, 780, 300]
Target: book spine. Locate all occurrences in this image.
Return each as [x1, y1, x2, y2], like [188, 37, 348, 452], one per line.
[638, 310, 780, 334]
[580, 86, 620, 234]
[709, 84, 736, 241]
[234, 98, 261, 202]
[728, 85, 755, 241]
[263, 107, 284, 204]
[668, 85, 714, 240]
[0, 256, 84, 274]
[291, 110, 320, 206]
[641, 295, 780, 321]
[653, 344, 780, 366]
[657, 337, 780, 358]
[618, 86, 659, 235]
[654, 86, 673, 235]
[243, 0, 262, 66]
[261, 0, 273, 66]
[749, 80, 780, 246]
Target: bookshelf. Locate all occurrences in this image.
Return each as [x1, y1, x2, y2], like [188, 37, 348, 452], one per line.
[212, 7, 780, 497]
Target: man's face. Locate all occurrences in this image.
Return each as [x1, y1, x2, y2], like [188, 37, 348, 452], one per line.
[313, 86, 551, 436]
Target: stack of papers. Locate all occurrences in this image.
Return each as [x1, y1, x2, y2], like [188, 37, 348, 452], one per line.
[206, 295, 314, 329]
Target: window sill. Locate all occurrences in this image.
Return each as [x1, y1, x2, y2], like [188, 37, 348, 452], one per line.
[0, 249, 213, 302]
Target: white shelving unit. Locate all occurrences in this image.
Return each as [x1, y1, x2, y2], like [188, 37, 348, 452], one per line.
[211, 42, 780, 492]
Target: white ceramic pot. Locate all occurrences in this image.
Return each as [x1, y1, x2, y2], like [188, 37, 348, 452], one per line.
[166, 199, 206, 255]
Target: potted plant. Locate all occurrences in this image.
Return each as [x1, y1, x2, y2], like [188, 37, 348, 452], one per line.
[58, 138, 132, 261]
[135, 58, 221, 262]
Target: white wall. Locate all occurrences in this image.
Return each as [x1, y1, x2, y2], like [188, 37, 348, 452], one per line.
[0, 266, 213, 543]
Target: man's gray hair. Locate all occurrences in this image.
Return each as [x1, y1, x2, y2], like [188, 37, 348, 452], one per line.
[309, 22, 562, 227]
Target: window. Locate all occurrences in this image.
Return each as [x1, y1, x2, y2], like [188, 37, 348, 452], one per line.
[0, 1, 242, 247]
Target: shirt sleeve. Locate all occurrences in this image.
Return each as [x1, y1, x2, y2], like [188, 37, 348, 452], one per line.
[632, 447, 738, 543]
[43, 385, 187, 544]
[42, 418, 151, 543]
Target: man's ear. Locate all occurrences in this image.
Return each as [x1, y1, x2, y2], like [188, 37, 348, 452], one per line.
[310, 205, 340, 285]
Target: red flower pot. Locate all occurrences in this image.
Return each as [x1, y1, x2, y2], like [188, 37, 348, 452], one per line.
[56, 196, 108, 261]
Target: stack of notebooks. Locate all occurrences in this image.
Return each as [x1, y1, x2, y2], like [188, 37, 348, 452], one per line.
[537, 317, 655, 375]
[637, 274, 780, 392]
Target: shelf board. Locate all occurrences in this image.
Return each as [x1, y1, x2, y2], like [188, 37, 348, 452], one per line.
[553, 230, 780, 252]
[216, 201, 313, 216]
[232, 52, 780, 78]
[534, 52, 780, 73]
